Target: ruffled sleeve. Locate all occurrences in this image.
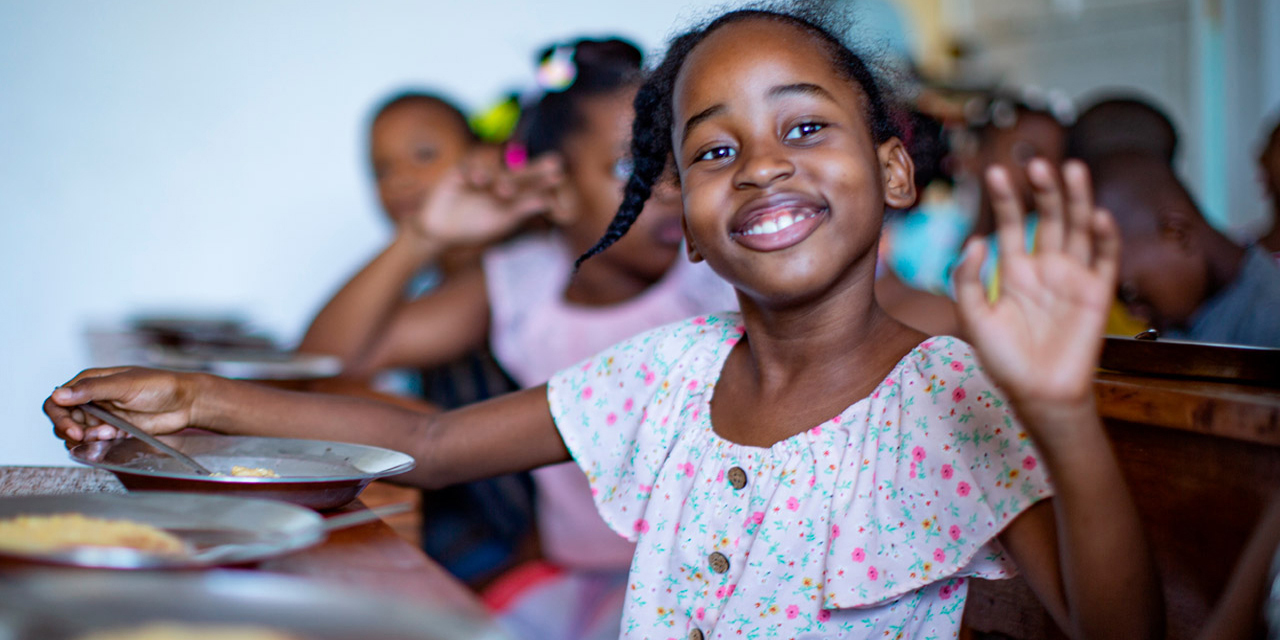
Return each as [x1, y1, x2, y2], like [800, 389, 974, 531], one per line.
[547, 313, 745, 542]
[821, 336, 1054, 609]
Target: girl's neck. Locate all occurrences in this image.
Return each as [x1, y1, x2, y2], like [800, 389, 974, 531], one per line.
[562, 252, 671, 306]
[711, 266, 927, 448]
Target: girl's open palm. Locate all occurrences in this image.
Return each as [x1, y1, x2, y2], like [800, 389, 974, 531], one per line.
[955, 159, 1120, 407]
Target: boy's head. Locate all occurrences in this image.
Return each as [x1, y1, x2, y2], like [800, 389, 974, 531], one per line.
[368, 92, 475, 224]
[1091, 152, 1214, 331]
[1068, 95, 1178, 164]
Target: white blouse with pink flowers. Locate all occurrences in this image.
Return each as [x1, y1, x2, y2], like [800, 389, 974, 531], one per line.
[547, 312, 1054, 639]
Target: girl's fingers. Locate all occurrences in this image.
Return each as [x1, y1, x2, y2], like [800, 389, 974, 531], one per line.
[953, 238, 991, 326]
[1063, 161, 1097, 262]
[1027, 159, 1065, 253]
[985, 166, 1030, 261]
[1091, 209, 1122, 288]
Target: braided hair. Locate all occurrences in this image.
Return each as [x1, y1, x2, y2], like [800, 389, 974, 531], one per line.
[576, 6, 902, 267]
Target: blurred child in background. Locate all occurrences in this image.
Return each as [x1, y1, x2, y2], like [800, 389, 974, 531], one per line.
[1257, 116, 1280, 256]
[303, 90, 530, 586]
[1092, 151, 1280, 347]
[301, 38, 737, 639]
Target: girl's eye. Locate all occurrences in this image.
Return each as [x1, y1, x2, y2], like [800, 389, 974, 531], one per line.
[414, 147, 438, 162]
[784, 122, 826, 140]
[695, 146, 736, 162]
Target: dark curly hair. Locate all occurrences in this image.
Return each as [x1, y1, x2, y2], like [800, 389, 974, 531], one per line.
[516, 38, 644, 157]
[370, 91, 476, 144]
[575, 5, 902, 267]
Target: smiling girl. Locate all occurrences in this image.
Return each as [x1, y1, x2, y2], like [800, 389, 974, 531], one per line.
[47, 7, 1160, 639]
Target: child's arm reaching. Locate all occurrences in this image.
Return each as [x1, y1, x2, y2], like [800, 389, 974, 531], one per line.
[299, 149, 562, 376]
[44, 368, 569, 489]
[954, 158, 1163, 639]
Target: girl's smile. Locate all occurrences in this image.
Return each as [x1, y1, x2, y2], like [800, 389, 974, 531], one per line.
[727, 193, 828, 252]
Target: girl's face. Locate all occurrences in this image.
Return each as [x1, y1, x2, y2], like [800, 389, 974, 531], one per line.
[558, 87, 685, 282]
[672, 20, 914, 306]
[370, 102, 472, 225]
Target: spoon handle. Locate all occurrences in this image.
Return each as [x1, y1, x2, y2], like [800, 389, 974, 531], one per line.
[320, 502, 415, 532]
[79, 402, 215, 476]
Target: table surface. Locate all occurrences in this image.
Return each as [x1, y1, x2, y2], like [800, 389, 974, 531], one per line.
[1093, 370, 1280, 445]
[0, 465, 486, 619]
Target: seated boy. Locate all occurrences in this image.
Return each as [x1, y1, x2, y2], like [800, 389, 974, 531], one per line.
[1091, 151, 1280, 347]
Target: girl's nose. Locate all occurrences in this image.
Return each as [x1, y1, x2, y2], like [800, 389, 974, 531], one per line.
[732, 145, 794, 190]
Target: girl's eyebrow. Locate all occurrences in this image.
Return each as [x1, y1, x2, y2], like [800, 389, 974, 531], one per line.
[681, 105, 724, 145]
[768, 82, 834, 102]
[680, 83, 836, 145]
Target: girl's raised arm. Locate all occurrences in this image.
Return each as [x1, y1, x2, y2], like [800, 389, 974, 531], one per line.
[954, 158, 1163, 639]
[299, 150, 562, 376]
[45, 369, 568, 489]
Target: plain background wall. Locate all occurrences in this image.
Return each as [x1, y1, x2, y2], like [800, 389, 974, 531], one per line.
[2, 0, 1277, 466]
[0, 0, 722, 466]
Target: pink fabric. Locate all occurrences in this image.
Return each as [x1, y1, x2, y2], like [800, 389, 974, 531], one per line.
[484, 232, 738, 569]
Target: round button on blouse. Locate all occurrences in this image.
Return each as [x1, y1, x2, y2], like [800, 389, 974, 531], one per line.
[727, 466, 747, 490]
[708, 551, 730, 574]
[688, 629, 704, 640]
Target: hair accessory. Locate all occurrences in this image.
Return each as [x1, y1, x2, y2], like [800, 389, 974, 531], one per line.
[504, 142, 529, 169]
[535, 45, 578, 93]
[471, 94, 521, 144]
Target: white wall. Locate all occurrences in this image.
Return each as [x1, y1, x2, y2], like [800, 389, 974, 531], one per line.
[0, 0, 719, 466]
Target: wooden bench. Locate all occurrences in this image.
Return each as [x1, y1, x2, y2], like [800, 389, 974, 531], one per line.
[962, 372, 1280, 640]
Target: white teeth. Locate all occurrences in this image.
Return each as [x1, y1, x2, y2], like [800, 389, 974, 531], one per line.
[741, 211, 814, 236]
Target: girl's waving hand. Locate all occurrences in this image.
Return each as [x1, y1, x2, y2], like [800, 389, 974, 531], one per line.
[954, 158, 1120, 411]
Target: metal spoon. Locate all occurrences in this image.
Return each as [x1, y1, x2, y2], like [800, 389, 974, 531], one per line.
[79, 402, 215, 476]
[185, 502, 415, 564]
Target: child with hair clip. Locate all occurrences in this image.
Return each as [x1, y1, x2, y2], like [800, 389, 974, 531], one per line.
[300, 37, 736, 638]
[47, 7, 1161, 639]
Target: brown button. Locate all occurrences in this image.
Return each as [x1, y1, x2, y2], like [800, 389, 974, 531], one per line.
[727, 466, 747, 490]
[708, 551, 730, 574]
[688, 629, 704, 640]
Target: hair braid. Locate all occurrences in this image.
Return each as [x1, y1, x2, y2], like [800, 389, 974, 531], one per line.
[574, 62, 680, 268]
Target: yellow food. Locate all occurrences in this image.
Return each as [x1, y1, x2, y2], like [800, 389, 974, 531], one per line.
[230, 465, 279, 478]
[77, 622, 305, 640]
[0, 513, 187, 555]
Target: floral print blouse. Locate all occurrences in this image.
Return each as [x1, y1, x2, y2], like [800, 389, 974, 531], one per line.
[547, 313, 1054, 639]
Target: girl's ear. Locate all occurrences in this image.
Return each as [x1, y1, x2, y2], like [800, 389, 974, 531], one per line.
[878, 138, 917, 210]
[681, 214, 703, 263]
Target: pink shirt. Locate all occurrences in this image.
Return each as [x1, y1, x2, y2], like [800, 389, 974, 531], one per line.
[484, 232, 738, 569]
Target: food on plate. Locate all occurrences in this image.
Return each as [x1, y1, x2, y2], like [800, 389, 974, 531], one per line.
[77, 622, 306, 640]
[229, 465, 280, 478]
[0, 513, 187, 554]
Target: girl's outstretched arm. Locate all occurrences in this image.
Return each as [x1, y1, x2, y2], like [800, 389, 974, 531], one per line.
[954, 159, 1163, 639]
[44, 369, 568, 489]
[299, 149, 562, 375]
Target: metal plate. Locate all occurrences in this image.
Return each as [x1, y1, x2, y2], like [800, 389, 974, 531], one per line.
[0, 492, 324, 569]
[144, 346, 342, 380]
[69, 436, 416, 510]
[1101, 336, 1280, 386]
[0, 570, 508, 640]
